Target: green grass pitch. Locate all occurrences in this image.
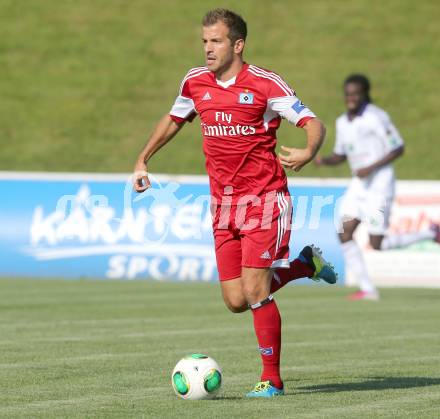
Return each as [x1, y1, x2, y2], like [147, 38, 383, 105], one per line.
[0, 0, 439, 179]
[1, 279, 440, 418]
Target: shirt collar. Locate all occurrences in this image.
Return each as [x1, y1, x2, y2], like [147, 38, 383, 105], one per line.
[347, 102, 369, 121]
[216, 76, 236, 88]
[214, 63, 249, 88]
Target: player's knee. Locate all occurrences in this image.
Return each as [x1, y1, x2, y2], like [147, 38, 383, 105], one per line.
[223, 296, 247, 313]
[369, 238, 382, 250]
[338, 232, 353, 243]
[241, 280, 266, 305]
[226, 301, 248, 313]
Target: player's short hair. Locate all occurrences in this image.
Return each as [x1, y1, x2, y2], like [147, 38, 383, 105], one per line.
[202, 8, 247, 44]
[344, 74, 372, 103]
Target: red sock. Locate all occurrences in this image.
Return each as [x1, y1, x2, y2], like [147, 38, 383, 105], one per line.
[251, 298, 283, 389]
[271, 258, 314, 293]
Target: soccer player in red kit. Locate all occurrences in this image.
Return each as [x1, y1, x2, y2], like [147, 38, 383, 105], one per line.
[133, 9, 337, 397]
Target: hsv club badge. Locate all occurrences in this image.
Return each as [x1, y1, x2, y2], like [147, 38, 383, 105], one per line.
[238, 91, 254, 104]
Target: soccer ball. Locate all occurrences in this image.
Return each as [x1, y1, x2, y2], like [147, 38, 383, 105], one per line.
[171, 354, 222, 400]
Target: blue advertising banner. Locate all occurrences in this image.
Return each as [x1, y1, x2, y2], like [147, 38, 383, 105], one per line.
[0, 172, 346, 283]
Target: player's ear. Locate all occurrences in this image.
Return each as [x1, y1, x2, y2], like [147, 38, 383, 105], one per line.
[234, 39, 245, 55]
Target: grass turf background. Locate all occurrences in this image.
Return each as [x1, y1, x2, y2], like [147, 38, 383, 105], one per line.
[0, 0, 439, 179]
[1, 279, 440, 418]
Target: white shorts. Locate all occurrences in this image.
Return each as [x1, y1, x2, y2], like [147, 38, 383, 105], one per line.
[337, 179, 394, 235]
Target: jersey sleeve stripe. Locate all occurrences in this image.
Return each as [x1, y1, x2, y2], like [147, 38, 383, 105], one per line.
[248, 67, 290, 95]
[248, 68, 290, 95]
[262, 69, 295, 96]
[251, 65, 295, 95]
[248, 68, 292, 96]
[249, 65, 295, 96]
[182, 66, 209, 77]
[248, 66, 294, 96]
[179, 68, 208, 93]
[191, 65, 208, 71]
[179, 68, 210, 94]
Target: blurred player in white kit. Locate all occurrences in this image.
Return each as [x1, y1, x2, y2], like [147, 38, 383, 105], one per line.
[316, 74, 440, 301]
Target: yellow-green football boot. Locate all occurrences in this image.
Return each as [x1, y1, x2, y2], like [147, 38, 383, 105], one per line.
[299, 245, 338, 284]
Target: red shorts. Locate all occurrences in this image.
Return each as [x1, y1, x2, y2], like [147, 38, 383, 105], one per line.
[212, 189, 292, 281]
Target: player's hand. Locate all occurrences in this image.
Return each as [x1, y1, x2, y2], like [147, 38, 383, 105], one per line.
[355, 165, 375, 178]
[278, 146, 314, 172]
[133, 161, 151, 193]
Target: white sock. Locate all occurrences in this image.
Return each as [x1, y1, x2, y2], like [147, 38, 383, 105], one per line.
[381, 230, 435, 250]
[341, 240, 377, 293]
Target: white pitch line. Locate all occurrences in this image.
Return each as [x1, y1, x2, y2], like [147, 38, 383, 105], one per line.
[0, 329, 437, 348]
[1, 336, 439, 370]
[0, 322, 345, 342]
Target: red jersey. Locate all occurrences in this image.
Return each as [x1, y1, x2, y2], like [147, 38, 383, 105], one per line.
[169, 63, 316, 204]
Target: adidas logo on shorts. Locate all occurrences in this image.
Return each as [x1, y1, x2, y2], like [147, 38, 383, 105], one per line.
[260, 250, 271, 260]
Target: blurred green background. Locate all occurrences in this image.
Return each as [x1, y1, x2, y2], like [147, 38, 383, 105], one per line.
[1, 0, 439, 178]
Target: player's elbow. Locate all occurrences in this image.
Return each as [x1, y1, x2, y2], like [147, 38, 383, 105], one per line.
[391, 145, 404, 161]
[333, 153, 346, 164]
[307, 118, 326, 137]
[321, 120, 327, 141]
[312, 118, 326, 146]
[306, 117, 325, 129]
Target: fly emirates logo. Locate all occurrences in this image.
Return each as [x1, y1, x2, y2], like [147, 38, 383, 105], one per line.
[202, 111, 257, 137]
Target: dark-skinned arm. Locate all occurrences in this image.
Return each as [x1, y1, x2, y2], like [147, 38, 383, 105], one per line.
[355, 145, 404, 178]
[315, 152, 346, 166]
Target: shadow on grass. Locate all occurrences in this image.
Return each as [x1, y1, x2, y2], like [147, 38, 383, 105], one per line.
[294, 376, 440, 393]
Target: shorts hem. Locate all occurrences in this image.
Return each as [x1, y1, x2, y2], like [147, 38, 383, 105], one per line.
[241, 263, 273, 269]
[241, 258, 290, 270]
[366, 228, 388, 235]
[270, 258, 290, 269]
[218, 274, 241, 282]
